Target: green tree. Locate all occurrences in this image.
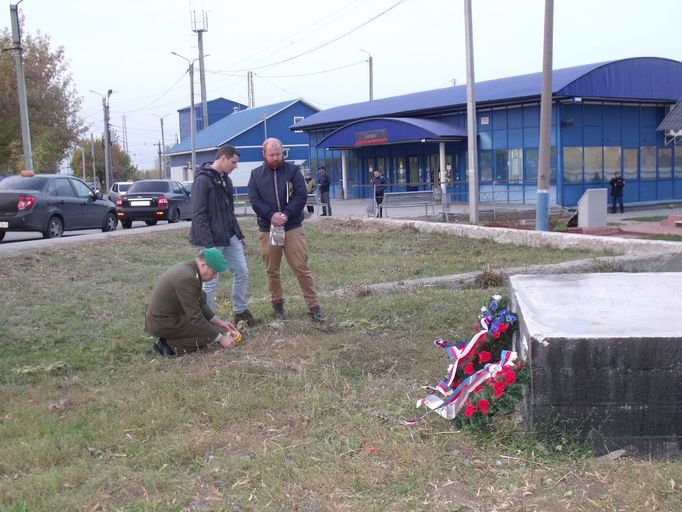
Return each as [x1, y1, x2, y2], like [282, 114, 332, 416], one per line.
[0, 25, 84, 173]
[70, 137, 137, 186]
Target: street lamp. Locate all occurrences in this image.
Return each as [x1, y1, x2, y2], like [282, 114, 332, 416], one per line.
[359, 49, 374, 101]
[90, 88, 113, 195]
[171, 51, 200, 176]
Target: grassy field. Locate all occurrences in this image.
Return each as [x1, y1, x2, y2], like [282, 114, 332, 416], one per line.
[1, 219, 680, 511]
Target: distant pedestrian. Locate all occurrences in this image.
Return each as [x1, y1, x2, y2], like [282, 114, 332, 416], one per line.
[609, 171, 625, 213]
[145, 248, 240, 357]
[304, 171, 317, 213]
[318, 166, 332, 216]
[248, 138, 326, 322]
[189, 145, 259, 327]
[372, 168, 387, 218]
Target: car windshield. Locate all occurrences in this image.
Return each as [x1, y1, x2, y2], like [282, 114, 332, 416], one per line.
[128, 181, 170, 193]
[0, 175, 49, 191]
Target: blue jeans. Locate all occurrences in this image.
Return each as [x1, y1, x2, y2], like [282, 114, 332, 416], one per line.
[201, 235, 249, 314]
[611, 195, 624, 213]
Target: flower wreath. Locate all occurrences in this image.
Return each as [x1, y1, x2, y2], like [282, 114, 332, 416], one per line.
[416, 295, 525, 425]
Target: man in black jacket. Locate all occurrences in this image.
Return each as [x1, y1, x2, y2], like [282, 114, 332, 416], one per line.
[317, 166, 332, 216]
[189, 145, 258, 326]
[372, 168, 387, 218]
[248, 138, 326, 322]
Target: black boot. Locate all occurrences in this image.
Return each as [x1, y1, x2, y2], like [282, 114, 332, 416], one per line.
[153, 338, 174, 357]
[272, 301, 286, 320]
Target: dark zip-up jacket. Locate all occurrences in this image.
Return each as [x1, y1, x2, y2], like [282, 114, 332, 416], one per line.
[248, 161, 307, 232]
[189, 163, 243, 247]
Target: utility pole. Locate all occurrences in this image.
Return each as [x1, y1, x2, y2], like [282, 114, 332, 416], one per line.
[90, 133, 96, 183]
[82, 145, 86, 180]
[464, 0, 479, 224]
[9, 2, 33, 170]
[360, 49, 374, 101]
[192, 10, 209, 130]
[247, 71, 255, 108]
[91, 90, 113, 195]
[156, 142, 163, 177]
[172, 52, 199, 174]
[535, 0, 554, 231]
[122, 115, 129, 154]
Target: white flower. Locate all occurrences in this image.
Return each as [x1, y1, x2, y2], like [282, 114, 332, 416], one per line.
[492, 294, 502, 301]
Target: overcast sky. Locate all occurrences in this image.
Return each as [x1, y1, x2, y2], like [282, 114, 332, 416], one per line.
[8, 0, 682, 171]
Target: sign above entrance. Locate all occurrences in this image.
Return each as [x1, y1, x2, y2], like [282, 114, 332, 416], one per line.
[355, 129, 388, 146]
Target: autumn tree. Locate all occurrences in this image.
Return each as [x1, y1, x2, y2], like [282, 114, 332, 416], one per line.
[69, 136, 137, 186]
[0, 24, 84, 173]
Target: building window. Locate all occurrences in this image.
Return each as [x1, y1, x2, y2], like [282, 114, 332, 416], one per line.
[640, 146, 656, 180]
[563, 147, 583, 183]
[509, 148, 523, 183]
[479, 151, 493, 182]
[584, 147, 603, 182]
[604, 147, 621, 181]
[623, 148, 638, 181]
[659, 148, 672, 178]
[525, 149, 538, 182]
[293, 116, 304, 133]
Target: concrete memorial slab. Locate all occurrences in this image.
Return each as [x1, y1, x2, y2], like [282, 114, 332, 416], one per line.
[509, 272, 682, 457]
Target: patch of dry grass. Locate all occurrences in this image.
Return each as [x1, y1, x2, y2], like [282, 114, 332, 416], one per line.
[2, 220, 680, 511]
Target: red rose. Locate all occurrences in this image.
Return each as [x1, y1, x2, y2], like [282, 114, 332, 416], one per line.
[492, 380, 506, 398]
[498, 322, 509, 333]
[477, 399, 490, 415]
[478, 351, 491, 364]
[503, 368, 517, 384]
[463, 361, 475, 376]
[492, 329, 501, 339]
[464, 402, 476, 418]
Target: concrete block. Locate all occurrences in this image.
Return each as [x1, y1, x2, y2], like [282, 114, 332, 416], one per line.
[509, 272, 682, 457]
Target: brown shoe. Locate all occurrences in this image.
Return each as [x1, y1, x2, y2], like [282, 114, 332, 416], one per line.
[234, 309, 259, 327]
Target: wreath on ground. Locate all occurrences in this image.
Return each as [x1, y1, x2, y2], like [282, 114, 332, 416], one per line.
[416, 295, 526, 427]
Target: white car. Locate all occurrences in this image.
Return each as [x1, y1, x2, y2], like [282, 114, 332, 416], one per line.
[109, 181, 134, 203]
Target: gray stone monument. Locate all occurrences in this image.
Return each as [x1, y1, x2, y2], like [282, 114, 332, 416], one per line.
[509, 272, 682, 457]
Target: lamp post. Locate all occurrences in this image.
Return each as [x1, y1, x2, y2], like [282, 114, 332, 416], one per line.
[171, 52, 200, 176]
[10, 1, 33, 170]
[90, 89, 113, 195]
[359, 49, 374, 101]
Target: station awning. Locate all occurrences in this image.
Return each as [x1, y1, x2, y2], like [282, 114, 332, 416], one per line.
[316, 117, 467, 149]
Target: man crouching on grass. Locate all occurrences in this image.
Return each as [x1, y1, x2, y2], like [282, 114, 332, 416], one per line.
[145, 248, 240, 357]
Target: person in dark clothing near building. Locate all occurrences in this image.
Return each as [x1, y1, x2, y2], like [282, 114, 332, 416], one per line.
[317, 166, 332, 216]
[372, 168, 387, 218]
[248, 138, 326, 322]
[609, 171, 625, 213]
[145, 248, 240, 356]
[189, 145, 258, 327]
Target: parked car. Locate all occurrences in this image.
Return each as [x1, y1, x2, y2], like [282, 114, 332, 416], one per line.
[0, 171, 117, 241]
[182, 180, 193, 194]
[108, 181, 134, 203]
[116, 179, 191, 229]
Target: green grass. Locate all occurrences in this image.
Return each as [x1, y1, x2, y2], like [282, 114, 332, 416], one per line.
[1, 219, 680, 511]
[622, 215, 668, 222]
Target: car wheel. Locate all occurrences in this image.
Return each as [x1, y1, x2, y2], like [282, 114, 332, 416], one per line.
[102, 212, 118, 232]
[0, 230, 5, 242]
[42, 216, 64, 239]
[169, 208, 180, 223]
[122, 219, 133, 229]
[145, 220, 158, 226]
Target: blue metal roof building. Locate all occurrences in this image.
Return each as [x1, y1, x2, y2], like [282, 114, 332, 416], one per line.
[177, 97, 247, 142]
[295, 57, 682, 208]
[167, 99, 319, 187]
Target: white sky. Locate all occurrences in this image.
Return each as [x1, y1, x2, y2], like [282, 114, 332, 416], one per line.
[8, 0, 682, 170]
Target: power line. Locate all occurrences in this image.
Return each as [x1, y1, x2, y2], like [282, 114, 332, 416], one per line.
[229, 0, 408, 72]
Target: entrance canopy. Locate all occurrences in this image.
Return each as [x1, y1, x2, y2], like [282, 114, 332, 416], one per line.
[317, 117, 467, 149]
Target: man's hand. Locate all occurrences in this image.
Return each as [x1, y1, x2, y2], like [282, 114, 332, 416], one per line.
[271, 212, 288, 227]
[218, 334, 236, 348]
